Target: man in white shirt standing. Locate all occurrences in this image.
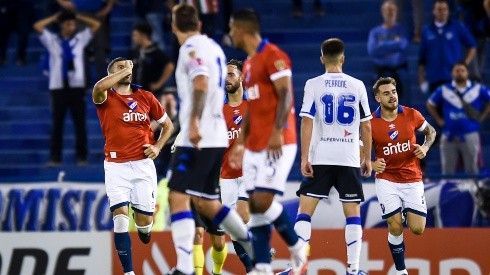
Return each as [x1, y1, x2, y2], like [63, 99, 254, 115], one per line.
[166, 4, 251, 275]
[34, 11, 100, 166]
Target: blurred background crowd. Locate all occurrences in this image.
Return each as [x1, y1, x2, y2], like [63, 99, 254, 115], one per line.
[1, 0, 490, 192]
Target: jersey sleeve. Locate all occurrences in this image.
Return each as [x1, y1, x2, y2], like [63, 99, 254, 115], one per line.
[265, 47, 292, 81]
[39, 29, 57, 50]
[181, 45, 209, 80]
[299, 80, 315, 119]
[148, 92, 167, 123]
[76, 28, 94, 48]
[427, 87, 442, 106]
[359, 82, 372, 122]
[413, 109, 427, 132]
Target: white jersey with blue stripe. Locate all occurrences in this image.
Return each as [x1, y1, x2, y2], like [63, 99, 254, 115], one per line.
[174, 34, 228, 148]
[300, 72, 372, 167]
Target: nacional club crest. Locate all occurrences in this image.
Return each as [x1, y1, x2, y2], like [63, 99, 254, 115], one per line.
[128, 101, 138, 110]
[388, 130, 399, 140]
[233, 115, 243, 126]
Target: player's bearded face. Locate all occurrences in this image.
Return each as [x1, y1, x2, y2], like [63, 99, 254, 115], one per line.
[452, 65, 468, 84]
[378, 84, 398, 110]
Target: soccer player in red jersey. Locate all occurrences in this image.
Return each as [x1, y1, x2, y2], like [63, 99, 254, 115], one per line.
[228, 9, 308, 275]
[371, 77, 436, 275]
[93, 58, 174, 275]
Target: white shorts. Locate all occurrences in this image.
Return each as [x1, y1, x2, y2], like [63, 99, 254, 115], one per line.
[220, 177, 248, 209]
[104, 158, 157, 215]
[243, 144, 297, 195]
[375, 178, 427, 219]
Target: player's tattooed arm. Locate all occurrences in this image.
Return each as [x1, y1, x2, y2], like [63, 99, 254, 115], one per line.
[422, 122, 436, 148]
[189, 75, 208, 147]
[191, 74, 208, 119]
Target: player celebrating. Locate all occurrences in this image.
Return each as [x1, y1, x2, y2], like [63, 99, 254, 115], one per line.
[371, 77, 436, 275]
[294, 38, 372, 275]
[228, 9, 308, 275]
[192, 59, 252, 275]
[221, 59, 254, 272]
[93, 57, 174, 275]
[167, 4, 252, 275]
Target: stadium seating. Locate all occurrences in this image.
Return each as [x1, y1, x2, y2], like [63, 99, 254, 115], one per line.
[1, 0, 489, 182]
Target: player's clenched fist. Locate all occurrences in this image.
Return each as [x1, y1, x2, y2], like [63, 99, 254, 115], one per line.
[372, 158, 386, 173]
[143, 144, 160, 160]
[413, 144, 429, 159]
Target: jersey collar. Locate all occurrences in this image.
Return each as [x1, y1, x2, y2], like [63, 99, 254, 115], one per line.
[375, 105, 403, 118]
[256, 39, 269, 53]
[110, 84, 142, 93]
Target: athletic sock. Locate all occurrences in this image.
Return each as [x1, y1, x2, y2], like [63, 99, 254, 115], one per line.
[170, 211, 195, 274]
[212, 244, 228, 274]
[345, 217, 362, 274]
[193, 244, 204, 275]
[388, 232, 406, 271]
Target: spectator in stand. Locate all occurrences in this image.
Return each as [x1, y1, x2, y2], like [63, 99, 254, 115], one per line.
[368, 0, 409, 103]
[134, 0, 169, 50]
[0, 0, 37, 65]
[56, 0, 116, 80]
[131, 21, 174, 97]
[291, 0, 324, 17]
[33, 11, 100, 166]
[394, 0, 425, 42]
[418, 0, 476, 94]
[426, 62, 490, 175]
[459, 0, 490, 81]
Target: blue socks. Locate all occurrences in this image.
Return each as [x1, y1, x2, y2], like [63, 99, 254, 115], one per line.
[272, 209, 299, 246]
[114, 232, 133, 273]
[232, 240, 254, 272]
[250, 224, 272, 264]
[388, 233, 406, 271]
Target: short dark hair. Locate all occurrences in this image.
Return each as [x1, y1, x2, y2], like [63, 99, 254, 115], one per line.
[107, 57, 128, 74]
[227, 59, 243, 73]
[453, 61, 469, 70]
[372, 77, 397, 95]
[434, 0, 449, 5]
[58, 11, 76, 24]
[231, 9, 261, 34]
[173, 4, 199, 33]
[321, 38, 344, 58]
[133, 21, 152, 39]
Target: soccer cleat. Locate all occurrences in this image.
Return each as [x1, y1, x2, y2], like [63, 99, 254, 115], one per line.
[346, 271, 368, 275]
[246, 269, 274, 275]
[137, 230, 151, 244]
[290, 240, 308, 275]
[275, 267, 292, 275]
[166, 267, 191, 275]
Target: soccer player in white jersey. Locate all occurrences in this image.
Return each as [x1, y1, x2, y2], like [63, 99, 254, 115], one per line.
[166, 4, 252, 275]
[93, 57, 174, 275]
[297, 38, 372, 275]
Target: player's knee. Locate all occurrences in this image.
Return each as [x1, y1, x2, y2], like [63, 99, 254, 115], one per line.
[113, 214, 130, 233]
[134, 213, 153, 227]
[212, 238, 226, 251]
[411, 225, 425, 235]
[387, 221, 404, 235]
[194, 228, 205, 244]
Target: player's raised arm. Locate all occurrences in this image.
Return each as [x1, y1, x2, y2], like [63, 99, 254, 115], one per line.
[189, 74, 208, 147]
[92, 60, 133, 104]
[360, 120, 372, 177]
